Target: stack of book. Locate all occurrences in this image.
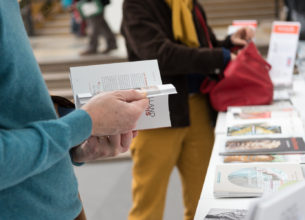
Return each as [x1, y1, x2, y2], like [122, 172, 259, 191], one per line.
[220, 103, 305, 163]
[213, 103, 305, 199]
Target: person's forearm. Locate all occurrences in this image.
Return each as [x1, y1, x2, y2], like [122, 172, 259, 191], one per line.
[0, 110, 91, 190]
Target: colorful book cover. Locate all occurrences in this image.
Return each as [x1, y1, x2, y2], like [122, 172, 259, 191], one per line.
[220, 137, 305, 156]
[227, 123, 282, 136]
[214, 163, 304, 198]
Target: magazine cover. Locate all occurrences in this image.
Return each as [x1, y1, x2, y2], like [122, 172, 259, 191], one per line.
[227, 123, 282, 136]
[204, 208, 248, 220]
[214, 163, 304, 198]
[219, 137, 305, 156]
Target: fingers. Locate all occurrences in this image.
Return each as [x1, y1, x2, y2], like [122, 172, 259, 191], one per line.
[81, 90, 148, 136]
[107, 135, 121, 156]
[231, 27, 254, 46]
[233, 38, 248, 46]
[230, 53, 237, 61]
[132, 130, 138, 138]
[120, 132, 133, 151]
[130, 98, 149, 115]
[73, 131, 135, 162]
[117, 90, 147, 102]
[245, 27, 255, 40]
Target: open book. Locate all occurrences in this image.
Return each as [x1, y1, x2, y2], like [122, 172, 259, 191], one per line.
[69, 60, 177, 130]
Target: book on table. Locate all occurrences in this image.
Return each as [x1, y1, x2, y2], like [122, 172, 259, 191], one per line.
[221, 103, 305, 161]
[223, 154, 305, 163]
[226, 102, 295, 123]
[225, 105, 303, 138]
[213, 163, 304, 198]
[219, 137, 305, 156]
[204, 208, 248, 220]
[205, 182, 305, 219]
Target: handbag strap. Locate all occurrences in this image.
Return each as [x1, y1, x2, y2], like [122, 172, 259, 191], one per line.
[200, 78, 218, 93]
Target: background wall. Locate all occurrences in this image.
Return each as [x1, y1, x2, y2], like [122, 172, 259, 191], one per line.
[104, 0, 124, 34]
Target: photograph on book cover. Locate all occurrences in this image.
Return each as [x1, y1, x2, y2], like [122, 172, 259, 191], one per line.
[204, 208, 248, 220]
[227, 123, 282, 136]
[220, 137, 305, 156]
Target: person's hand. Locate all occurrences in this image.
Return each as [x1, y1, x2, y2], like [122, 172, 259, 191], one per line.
[71, 131, 138, 163]
[230, 26, 255, 46]
[81, 90, 148, 136]
[230, 53, 237, 61]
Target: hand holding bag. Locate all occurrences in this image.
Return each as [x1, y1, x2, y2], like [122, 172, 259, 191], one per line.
[200, 42, 273, 111]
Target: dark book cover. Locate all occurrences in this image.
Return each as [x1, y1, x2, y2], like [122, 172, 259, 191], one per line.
[204, 208, 248, 220]
[220, 137, 305, 156]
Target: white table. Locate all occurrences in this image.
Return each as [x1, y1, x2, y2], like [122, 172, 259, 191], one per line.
[194, 77, 305, 220]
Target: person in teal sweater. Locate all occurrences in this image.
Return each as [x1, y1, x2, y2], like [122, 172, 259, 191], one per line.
[0, 1, 148, 219]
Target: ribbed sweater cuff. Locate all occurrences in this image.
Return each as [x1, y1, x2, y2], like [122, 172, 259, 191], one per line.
[59, 109, 92, 147]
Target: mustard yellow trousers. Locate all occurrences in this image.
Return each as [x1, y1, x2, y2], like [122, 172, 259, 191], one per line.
[128, 94, 214, 220]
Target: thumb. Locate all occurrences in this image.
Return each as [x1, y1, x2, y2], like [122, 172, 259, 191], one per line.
[130, 98, 149, 111]
[233, 38, 247, 46]
[119, 89, 147, 102]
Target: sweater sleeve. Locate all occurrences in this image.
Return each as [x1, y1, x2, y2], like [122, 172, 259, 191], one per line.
[121, 0, 225, 76]
[0, 109, 92, 190]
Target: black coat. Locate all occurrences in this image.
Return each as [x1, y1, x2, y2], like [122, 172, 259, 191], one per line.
[121, 0, 233, 127]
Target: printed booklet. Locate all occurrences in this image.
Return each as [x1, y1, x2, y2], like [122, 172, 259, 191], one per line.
[225, 103, 304, 138]
[223, 154, 305, 163]
[204, 208, 248, 220]
[69, 60, 177, 130]
[219, 137, 305, 156]
[213, 163, 304, 198]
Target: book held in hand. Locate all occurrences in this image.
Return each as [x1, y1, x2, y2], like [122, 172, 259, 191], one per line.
[69, 60, 177, 130]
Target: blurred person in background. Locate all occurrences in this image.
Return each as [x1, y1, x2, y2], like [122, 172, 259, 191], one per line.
[284, 0, 305, 40]
[80, 0, 117, 55]
[62, 0, 87, 37]
[0, 1, 148, 219]
[121, 0, 254, 219]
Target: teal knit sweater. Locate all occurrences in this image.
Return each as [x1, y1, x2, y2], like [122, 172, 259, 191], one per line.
[0, 1, 92, 219]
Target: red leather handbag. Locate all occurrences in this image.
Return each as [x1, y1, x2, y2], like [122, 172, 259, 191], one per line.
[200, 42, 273, 111]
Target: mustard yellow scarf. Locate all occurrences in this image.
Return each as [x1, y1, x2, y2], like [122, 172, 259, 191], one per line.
[165, 0, 200, 47]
